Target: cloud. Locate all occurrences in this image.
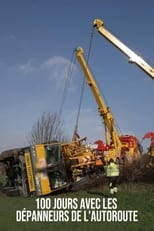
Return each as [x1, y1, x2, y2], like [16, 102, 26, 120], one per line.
[9, 58, 37, 75]
[17, 58, 37, 74]
[41, 56, 77, 87]
[42, 56, 70, 68]
[10, 56, 77, 85]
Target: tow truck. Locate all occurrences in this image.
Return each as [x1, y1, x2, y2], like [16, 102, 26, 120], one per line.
[93, 18, 154, 165]
[75, 47, 141, 163]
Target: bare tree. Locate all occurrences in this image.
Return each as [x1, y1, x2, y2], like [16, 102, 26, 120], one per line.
[28, 112, 65, 145]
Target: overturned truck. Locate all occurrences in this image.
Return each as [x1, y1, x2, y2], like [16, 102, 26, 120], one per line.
[0, 138, 95, 197]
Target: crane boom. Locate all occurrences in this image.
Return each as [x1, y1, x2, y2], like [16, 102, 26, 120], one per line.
[93, 19, 154, 80]
[75, 47, 122, 156]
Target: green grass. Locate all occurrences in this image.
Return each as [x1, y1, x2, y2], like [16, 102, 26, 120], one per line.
[0, 183, 154, 231]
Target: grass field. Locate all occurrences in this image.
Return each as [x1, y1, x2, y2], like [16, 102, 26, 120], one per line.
[0, 183, 154, 231]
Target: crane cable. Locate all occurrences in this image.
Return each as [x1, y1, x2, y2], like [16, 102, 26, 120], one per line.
[72, 27, 123, 141]
[72, 27, 95, 140]
[58, 51, 75, 119]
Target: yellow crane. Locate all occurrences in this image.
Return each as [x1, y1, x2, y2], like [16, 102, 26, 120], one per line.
[93, 19, 154, 80]
[75, 47, 141, 162]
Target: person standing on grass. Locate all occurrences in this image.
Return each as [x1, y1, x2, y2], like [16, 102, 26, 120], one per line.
[106, 158, 120, 195]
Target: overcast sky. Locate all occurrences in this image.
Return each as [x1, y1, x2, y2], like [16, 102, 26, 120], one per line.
[0, 0, 154, 151]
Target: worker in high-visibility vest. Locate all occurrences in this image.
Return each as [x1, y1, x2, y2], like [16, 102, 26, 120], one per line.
[106, 158, 120, 195]
[95, 153, 104, 178]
